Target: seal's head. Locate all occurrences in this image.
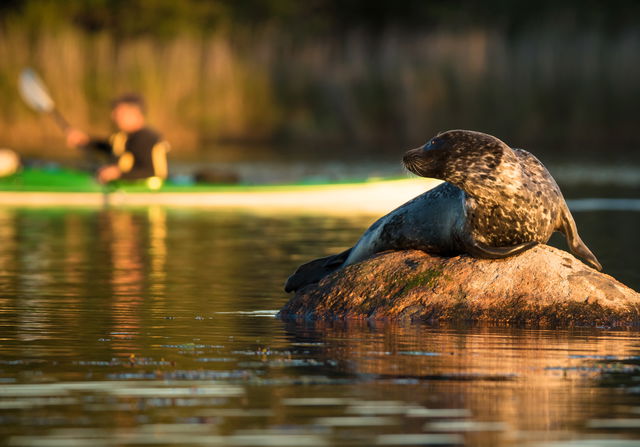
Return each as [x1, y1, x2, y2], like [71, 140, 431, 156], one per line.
[403, 130, 514, 188]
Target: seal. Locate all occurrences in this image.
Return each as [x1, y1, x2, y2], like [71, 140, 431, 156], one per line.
[284, 129, 601, 293]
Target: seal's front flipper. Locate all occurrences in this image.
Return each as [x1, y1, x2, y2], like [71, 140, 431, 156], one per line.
[284, 248, 352, 293]
[559, 209, 602, 271]
[462, 234, 538, 259]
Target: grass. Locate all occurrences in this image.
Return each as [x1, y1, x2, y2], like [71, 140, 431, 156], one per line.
[1, 24, 640, 159]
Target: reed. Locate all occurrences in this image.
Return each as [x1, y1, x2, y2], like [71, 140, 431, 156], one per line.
[1, 24, 639, 159]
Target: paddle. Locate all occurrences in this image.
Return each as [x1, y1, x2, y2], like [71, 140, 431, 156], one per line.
[17, 68, 114, 199]
[18, 68, 71, 132]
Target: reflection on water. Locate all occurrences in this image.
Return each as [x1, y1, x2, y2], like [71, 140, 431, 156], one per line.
[0, 205, 638, 447]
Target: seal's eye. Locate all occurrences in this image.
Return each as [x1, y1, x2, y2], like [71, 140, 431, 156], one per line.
[423, 137, 443, 151]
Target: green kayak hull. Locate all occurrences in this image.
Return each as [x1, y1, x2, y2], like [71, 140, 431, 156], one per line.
[0, 168, 438, 212]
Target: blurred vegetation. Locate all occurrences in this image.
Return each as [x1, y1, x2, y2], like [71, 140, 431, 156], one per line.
[1, 0, 640, 160]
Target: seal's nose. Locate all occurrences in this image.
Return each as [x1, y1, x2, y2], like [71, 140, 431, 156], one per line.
[402, 147, 423, 170]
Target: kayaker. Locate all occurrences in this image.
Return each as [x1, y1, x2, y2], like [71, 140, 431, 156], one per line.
[65, 93, 169, 189]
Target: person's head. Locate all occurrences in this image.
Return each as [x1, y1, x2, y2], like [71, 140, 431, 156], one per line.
[111, 93, 146, 132]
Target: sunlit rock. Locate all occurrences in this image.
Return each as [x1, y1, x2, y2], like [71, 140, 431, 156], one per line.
[278, 245, 640, 327]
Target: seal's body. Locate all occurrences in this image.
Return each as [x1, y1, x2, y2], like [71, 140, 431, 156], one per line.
[285, 130, 601, 293]
[402, 130, 600, 269]
[344, 182, 465, 264]
[283, 184, 464, 293]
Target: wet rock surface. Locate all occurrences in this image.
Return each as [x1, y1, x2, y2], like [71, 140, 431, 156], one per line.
[279, 245, 640, 327]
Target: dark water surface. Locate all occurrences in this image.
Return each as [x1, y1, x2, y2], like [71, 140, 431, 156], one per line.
[0, 205, 639, 447]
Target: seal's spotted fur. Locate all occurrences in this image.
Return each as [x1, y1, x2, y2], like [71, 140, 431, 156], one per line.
[285, 129, 601, 293]
[403, 129, 601, 269]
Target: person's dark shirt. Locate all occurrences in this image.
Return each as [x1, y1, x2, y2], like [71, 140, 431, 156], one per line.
[87, 127, 169, 180]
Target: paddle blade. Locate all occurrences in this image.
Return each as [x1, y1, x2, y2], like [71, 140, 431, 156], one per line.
[19, 68, 55, 113]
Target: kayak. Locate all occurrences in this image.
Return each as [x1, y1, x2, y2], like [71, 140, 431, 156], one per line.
[0, 167, 440, 213]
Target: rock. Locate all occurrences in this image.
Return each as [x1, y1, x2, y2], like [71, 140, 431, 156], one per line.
[278, 245, 640, 327]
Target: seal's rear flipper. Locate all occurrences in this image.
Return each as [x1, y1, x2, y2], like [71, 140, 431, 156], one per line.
[559, 209, 602, 271]
[462, 235, 538, 259]
[284, 248, 352, 293]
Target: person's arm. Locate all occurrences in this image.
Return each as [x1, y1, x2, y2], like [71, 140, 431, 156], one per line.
[65, 128, 112, 154]
[151, 141, 169, 179]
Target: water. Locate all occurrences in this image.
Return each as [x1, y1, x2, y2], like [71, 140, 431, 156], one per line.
[0, 204, 639, 447]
